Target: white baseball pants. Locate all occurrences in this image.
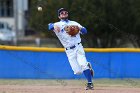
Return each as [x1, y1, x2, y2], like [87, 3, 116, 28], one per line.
[65, 43, 89, 75]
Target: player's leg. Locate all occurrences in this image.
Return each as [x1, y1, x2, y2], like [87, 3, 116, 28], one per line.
[87, 62, 94, 77]
[65, 49, 83, 75]
[76, 44, 94, 90]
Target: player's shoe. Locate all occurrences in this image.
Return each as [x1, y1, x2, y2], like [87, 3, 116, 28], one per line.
[87, 62, 94, 77]
[85, 83, 94, 90]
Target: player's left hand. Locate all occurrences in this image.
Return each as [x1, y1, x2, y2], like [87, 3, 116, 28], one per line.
[64, 25, 80, 36]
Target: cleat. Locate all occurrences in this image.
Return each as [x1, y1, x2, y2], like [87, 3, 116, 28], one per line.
[87, 62, 94, 77]
[85, 83, 94, 90]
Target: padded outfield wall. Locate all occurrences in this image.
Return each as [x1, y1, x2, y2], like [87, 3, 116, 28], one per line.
[0, 45, 140, 79]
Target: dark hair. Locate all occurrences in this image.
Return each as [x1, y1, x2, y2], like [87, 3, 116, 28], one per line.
[58, 8, 68, 16]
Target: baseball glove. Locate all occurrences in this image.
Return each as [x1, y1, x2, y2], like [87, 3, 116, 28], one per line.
[64, 25, 80, 36]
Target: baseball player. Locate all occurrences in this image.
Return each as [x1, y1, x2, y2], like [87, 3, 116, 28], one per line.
[48, 8, 94, 90]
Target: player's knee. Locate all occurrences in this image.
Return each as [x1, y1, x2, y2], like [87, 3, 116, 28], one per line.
[81, 64, 89, 71]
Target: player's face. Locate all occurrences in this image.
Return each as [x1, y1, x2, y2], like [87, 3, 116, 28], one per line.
[59, 11, 68, 19]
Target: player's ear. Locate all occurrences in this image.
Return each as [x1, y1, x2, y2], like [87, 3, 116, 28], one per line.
[58, 16, 61, 19]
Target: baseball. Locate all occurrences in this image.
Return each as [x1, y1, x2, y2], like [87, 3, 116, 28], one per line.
[37, 6, 42, 11]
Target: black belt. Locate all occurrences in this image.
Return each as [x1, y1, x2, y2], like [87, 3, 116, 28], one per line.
[66, 42, 81, 50]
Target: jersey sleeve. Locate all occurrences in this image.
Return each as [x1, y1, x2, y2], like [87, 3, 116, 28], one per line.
[72, 21, 87, 34]
[72, 21, 82, 28]
[53, 22, 60, 33]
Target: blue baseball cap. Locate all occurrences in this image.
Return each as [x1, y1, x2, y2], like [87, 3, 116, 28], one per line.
[58, 8, 68, 16]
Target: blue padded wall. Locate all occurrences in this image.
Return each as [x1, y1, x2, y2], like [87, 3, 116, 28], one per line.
[0, 50, 140, 79]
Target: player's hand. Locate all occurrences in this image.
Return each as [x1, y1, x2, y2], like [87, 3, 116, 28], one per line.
[54, 25, 60, 32]
[64, 25, 80, 36]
